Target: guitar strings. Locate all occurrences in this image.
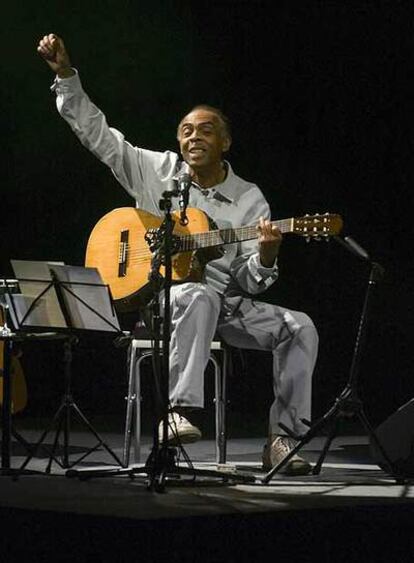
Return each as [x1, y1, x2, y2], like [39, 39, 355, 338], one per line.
[118, 220, 294, 258]
[119, 219, 295, 254]
[96, 217, 332, 263]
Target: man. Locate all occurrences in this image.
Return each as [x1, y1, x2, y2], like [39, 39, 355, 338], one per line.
[37, 34, 318, 475]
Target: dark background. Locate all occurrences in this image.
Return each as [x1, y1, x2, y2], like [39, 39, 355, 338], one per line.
[1, 0, 413, 435]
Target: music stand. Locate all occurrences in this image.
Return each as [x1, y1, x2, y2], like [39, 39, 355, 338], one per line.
[0, 326, 31, 476]
[262, 236, 399, 483]
[1, 278, 68, 476]
[1, 279, 33, 474]
[5, 260, 125, 474]
[66, 188, 254, 489]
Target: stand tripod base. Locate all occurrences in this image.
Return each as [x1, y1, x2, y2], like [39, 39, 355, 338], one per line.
[19, 397, 124, 475]
[0, 427, 45, 478]
[262, 385, 402, 484]
[0, 467, 42, 478]
[66, 446, 256, 490]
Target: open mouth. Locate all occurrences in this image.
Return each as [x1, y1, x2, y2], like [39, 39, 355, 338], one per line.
[189, 147, 206, 154]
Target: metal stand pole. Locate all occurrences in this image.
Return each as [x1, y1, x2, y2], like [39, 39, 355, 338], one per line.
[19, 336, 124, 474]
[263, 237, 399, 483]
[1, 338, 12, 471]
[0, 334, 38, 476]
[67, 185, 254, 488]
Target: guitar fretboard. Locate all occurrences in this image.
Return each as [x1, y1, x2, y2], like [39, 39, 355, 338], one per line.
[178, 219, 294, 251]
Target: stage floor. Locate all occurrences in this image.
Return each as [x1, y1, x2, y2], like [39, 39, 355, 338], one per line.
[1, 424, 414, 562]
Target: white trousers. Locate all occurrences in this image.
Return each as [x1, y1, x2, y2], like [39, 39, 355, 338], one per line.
[165, 283, 318, 436]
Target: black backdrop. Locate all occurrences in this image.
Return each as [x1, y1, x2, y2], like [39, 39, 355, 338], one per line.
[2, 1, 413, 433]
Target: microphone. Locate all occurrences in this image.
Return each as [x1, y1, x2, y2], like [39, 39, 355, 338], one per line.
[176, 172, 192, 225]
[344, 236, 370, 261]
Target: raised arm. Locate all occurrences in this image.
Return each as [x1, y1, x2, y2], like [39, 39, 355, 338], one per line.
[36, 34, 167, 205]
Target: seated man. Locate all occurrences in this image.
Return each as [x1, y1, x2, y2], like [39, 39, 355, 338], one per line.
[37, 34, 318, 475]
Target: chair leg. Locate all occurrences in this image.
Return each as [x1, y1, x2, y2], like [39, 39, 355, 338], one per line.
[132, 355, 145, 463]
[221, 346, 228, 463]
[122, 342, 137, 467]
[211, 348, 227, 464]
[124, 342, 228, 467]
[123, 343, 152, 466]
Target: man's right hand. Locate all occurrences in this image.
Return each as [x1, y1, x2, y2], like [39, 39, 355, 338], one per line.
[37, 34, 74, 78]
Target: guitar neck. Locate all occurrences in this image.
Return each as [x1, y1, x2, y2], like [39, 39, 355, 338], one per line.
[179, 219, 294, 252]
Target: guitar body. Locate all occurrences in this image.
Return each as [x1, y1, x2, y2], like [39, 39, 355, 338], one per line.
[0, 309, 27, 414]
[0, 355, 27, 414]
[85, 207, 213, 311]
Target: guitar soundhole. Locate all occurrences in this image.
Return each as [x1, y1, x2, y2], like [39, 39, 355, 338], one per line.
[118, 230, 129, 277]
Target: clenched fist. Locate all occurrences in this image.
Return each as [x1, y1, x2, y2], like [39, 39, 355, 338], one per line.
[37, 34, 74, 78]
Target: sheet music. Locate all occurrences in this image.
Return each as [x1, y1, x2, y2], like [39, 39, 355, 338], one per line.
[11, 260, 67, 328]
[50, 264, 120, 332]
[8, 260, 120, 332]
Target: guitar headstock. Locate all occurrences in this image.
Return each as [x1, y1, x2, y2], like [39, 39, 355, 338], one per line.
[293, 213, 343, 241]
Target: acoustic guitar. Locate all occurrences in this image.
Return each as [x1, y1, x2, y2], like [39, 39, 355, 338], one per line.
[85, 207, 343, 312]
[0, 308, 28, 414]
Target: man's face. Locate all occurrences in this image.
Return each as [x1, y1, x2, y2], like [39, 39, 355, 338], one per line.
[177, 109, 231, 170]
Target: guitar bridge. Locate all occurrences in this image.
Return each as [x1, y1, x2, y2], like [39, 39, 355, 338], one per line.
[118, 230, 129, 277]
[145, 226, 181, 256]
[145, 228, 160, 253]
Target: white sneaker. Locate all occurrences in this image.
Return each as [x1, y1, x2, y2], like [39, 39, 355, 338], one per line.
[158, 412, 202, 445]
[262, 435, 311, 476]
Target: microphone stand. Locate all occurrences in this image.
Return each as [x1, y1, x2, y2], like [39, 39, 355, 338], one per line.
[146, 188, 177, 489]
[177, 172, 192, 226]
[262, 235, 400, 483]
[69, 178, 254, 490]
[144, 185, 255, 490]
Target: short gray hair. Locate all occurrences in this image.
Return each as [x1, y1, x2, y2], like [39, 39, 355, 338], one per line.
[177, 105, 232, 141]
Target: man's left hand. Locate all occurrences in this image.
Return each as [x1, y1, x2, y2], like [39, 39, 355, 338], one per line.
[257, 217, 282, 268]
